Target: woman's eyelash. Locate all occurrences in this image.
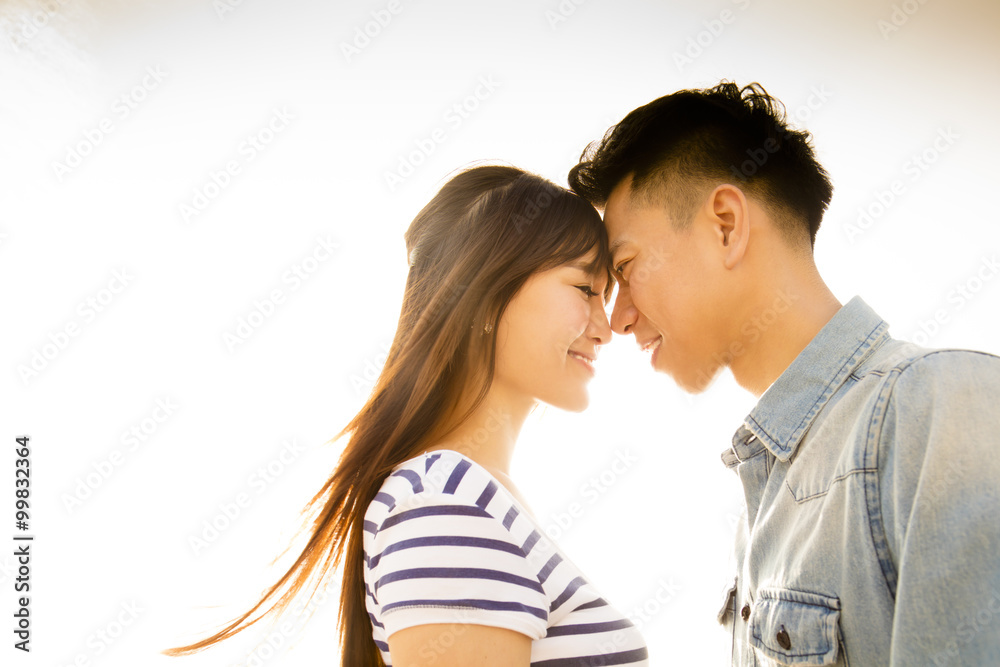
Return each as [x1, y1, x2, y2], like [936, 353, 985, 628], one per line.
[577, 285, 599, 298]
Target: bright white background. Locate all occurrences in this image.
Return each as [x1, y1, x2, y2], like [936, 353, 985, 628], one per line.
[3, 0, 999, 665]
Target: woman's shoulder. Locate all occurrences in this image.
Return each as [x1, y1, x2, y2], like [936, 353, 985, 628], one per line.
[366, 449, 511, 525]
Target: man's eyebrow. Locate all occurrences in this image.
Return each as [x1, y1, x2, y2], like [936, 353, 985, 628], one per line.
[609, 239, 627, 256]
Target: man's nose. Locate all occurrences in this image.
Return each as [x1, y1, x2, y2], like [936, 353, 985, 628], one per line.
[610, 282, 638, 335]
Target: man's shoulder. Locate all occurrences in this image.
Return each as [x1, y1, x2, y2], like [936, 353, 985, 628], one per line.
[807, 339, 1000, 455]
[857, 336, 1000, 389]
[844, 338, 1000, 453]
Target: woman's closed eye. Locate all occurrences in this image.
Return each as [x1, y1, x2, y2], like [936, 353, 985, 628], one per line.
[576, 285, 599, 298]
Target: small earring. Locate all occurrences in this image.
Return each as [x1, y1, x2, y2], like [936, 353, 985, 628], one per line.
[483, 322, 493, 334]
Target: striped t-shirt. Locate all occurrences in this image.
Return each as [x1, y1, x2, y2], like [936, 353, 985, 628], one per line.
[362, 449, 649, 665]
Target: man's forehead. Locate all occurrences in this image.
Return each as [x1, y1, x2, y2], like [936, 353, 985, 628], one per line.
[603, 190, 638, 254]
[605, 175, 655, 227]
[606, 173, 637, 210]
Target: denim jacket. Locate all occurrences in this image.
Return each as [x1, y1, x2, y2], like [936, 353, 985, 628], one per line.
[718, 296, 1000, 666]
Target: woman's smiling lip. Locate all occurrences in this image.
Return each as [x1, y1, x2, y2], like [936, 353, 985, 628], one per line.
[568, 349, 596, 372]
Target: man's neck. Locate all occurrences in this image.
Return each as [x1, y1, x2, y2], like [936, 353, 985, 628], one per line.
[729, 273, 842, 398]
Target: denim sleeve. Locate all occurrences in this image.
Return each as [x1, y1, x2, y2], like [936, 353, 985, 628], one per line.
[877, 350, 1000, 666]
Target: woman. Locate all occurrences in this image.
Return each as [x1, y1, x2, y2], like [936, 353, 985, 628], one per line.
[165, 165, 649, 665]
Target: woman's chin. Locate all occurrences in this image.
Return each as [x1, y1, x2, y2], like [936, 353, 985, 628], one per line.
[545, 390, 590, 413]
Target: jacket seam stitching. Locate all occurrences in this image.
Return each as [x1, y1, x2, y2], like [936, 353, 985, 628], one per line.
[865, 368, 899, 600]
[786, 468, 876, 502]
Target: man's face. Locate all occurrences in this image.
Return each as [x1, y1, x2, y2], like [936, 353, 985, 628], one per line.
[603, 176, 731, 393]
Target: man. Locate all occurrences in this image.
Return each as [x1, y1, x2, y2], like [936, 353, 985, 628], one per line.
[568, 82, 1000, 666]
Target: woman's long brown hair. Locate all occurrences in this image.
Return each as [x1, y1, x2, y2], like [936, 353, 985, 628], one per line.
[163, 165, 613, 665]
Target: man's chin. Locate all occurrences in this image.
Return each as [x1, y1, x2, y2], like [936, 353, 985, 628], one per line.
[660, 361, 720, 395]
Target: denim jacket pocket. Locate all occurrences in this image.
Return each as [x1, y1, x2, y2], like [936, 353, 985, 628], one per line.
[749, 587, 841, 666]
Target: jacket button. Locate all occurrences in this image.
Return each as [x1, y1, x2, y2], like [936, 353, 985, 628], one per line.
[776, 625, 791, 650]
[741, 604, 750, 621]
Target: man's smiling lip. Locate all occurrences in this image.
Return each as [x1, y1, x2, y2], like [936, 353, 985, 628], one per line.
[638, 337, 662, 353]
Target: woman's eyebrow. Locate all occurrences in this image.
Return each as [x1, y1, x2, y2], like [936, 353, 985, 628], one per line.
[568, 259, 610, 277]
[566, 260, 613, 303]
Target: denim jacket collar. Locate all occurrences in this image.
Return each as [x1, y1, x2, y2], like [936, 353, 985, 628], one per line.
[733, 296, 891, 463]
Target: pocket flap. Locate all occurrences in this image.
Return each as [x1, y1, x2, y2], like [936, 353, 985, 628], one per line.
[749, 587, 841, 665]
[717, 576, 737, 624]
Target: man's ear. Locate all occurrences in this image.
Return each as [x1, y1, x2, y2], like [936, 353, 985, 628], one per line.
[707, 184, 750, 270]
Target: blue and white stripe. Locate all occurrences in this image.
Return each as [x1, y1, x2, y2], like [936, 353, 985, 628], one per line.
[363, 449, 649, 666]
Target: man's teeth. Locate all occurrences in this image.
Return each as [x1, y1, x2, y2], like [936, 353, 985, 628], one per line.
[645, 338, 662, 353]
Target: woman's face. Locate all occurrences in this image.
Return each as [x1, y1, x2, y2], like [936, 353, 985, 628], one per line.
[493, 249, 612, 412]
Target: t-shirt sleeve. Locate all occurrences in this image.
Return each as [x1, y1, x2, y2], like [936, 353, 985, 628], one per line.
[367, 476, 549, 641]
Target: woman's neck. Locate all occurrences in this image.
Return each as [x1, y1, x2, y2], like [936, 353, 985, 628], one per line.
[423, 384, 533, 477]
